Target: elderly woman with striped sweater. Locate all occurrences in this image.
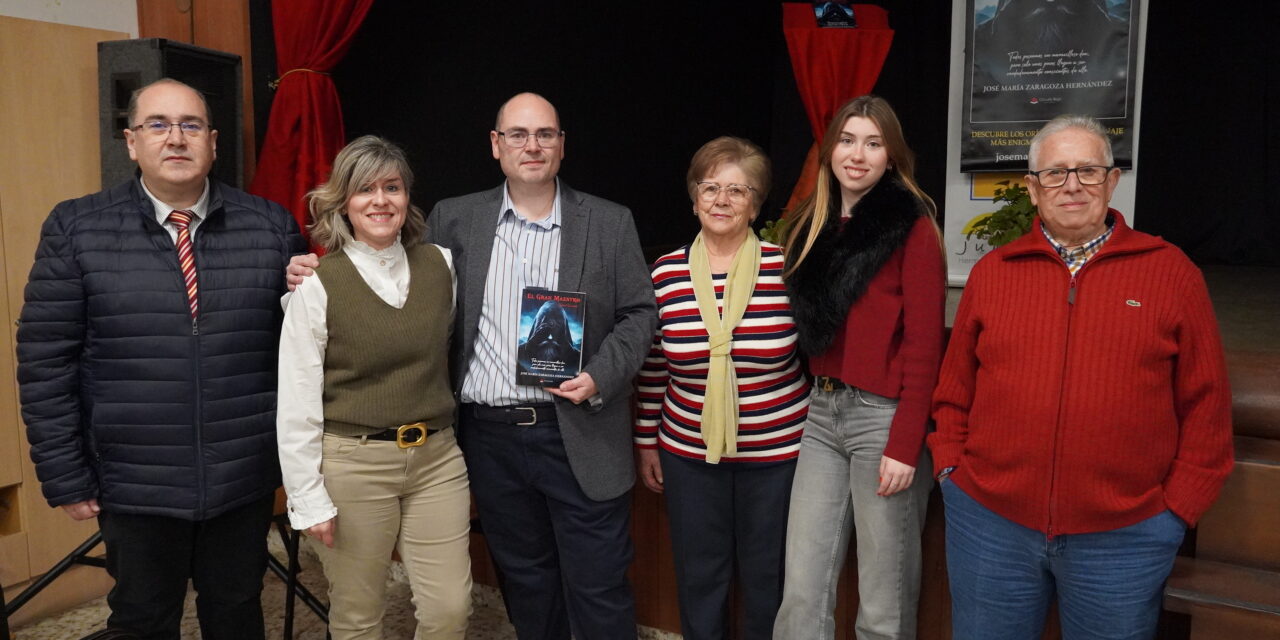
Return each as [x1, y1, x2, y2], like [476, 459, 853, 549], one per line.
[634, 136, 811, 640]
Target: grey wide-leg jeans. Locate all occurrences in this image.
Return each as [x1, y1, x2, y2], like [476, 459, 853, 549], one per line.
[773, 385, 932, 640]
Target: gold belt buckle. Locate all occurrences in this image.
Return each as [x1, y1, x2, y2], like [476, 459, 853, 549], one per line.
[817, 376, 835, 392]
[396, 422, 428, 449]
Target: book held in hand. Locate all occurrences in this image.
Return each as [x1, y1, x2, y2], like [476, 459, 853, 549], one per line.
[516, 288, 586, 386]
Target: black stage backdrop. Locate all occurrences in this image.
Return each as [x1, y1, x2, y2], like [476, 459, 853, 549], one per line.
[324, 1, 949, 258]
[1133, 2, 1279, 266]
[254, 1, 1275, 265]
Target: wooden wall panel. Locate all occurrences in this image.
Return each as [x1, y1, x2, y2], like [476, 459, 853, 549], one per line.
[0, 185, 26, 580]
[0, 530, 30, 587]
[1189, 605, 1280, 640]
[0, 16, 128, 585]
[1194, 437, 1280, 571]
[630, 488, 680, 632]
[916, 490, 952, 639]
[135, 0, 193, 43]
[0, 192, 20, 490]
[0, 444, 29, 586]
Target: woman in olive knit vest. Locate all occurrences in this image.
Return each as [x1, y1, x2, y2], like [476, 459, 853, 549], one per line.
[277, 136, 471, 639]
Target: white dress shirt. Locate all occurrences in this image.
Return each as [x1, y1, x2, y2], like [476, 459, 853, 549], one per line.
[139, 177, 210, 241]
[276, 238, 455, 530]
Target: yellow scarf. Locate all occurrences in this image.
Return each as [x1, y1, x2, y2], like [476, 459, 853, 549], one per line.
[688, 231, 760, 463]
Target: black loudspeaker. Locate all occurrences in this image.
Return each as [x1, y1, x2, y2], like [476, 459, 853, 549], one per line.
[98, 38, 243, 189]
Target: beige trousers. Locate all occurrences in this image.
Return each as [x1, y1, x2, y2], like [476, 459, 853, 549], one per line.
[313, 428, 472, 640]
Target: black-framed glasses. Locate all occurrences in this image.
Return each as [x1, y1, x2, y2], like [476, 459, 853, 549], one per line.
[497, 128, 563, 148]
[695, 182, 757, 204]
[132, 120, 208, 137]
[1029, 165, 1113, 188]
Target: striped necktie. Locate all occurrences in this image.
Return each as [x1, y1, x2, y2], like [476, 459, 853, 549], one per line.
[168, 210, 198, 317]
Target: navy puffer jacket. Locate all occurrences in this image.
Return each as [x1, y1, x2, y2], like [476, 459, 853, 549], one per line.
[17, 178, 306, 520]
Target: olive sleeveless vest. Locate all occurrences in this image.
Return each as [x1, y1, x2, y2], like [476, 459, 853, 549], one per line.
[316, 244, 455, 436]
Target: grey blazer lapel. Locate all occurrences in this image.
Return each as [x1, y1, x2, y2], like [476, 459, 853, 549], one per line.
[557, 183, 588, 293]
[462, 187, 503, 351]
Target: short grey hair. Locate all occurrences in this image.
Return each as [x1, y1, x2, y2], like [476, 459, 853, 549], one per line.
[1028, 115, 1113, 171]
[686, 136, 771, 209]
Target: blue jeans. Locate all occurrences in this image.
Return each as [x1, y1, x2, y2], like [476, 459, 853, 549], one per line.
[774, 386, 932, 640]
[941, 480, 1186, 640]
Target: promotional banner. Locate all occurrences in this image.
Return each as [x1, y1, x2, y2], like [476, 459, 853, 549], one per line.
[944, 173, 1025, 283]
[960, 0, 1140, 172]
[943, 0, 1148, 286]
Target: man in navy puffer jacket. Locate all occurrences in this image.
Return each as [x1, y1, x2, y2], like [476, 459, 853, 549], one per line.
[16, 78, 305, 640]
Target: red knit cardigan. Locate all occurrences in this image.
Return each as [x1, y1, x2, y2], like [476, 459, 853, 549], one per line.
[929, 212, 1234, 535]
[809, 216, 947, 467]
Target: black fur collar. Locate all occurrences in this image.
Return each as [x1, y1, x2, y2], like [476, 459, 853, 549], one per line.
[786, 177, 924, 356]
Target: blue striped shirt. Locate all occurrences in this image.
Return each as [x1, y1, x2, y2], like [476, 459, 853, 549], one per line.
[460, 181, 563, 406]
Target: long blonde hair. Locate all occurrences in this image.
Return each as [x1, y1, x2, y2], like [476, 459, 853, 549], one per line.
[783, 95, 937, 276]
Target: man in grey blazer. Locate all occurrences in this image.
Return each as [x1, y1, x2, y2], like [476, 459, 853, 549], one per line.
[293, 92, 655, 638]
[428, 92, 654, 639]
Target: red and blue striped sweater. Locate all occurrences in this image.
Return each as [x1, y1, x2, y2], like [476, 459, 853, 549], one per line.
[634, 242, 810, 463]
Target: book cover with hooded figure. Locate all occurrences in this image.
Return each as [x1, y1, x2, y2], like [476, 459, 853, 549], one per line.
[516, 288, 586, 386]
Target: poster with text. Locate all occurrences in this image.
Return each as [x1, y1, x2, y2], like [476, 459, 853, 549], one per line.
[961, 0, 1139, 172]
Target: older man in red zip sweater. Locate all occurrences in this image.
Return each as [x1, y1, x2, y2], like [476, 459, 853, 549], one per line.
[929, 114, 1233, 640]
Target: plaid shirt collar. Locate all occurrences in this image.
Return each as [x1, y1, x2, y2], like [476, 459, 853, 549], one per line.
[1042, 215, 1115, 275]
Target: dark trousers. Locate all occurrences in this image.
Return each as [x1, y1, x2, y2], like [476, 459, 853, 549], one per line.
[97, 493, 274, 640]
[660, 449, 796, 640]
[460, 405, 637, 640]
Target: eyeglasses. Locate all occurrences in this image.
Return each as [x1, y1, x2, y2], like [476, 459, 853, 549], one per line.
[1029, 165, 1113, 188]
[132, 120, 208, 137]
[695, 182, 757, 204]
[497, 129, 563, 148]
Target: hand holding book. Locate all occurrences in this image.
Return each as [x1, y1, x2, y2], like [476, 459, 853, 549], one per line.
[545, 371, 597, 405]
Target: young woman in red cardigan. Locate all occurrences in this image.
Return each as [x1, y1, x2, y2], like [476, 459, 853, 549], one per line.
[773, 95, 946, 639]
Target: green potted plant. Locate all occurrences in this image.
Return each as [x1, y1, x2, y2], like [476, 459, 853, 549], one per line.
[964, 180, 1035, 248]
[757, 216, 791, 246]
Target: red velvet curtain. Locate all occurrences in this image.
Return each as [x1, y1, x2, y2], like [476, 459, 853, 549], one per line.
[249, 0, 375, 248]
[782, 4, 894, 212]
